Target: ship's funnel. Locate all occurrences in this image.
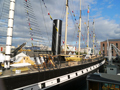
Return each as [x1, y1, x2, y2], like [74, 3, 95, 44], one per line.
[52, 19, 62, 55]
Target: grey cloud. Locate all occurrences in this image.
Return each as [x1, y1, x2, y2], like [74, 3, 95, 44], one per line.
[0, 0, 119, 49]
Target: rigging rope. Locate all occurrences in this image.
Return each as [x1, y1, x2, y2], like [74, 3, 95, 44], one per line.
[40, 0, 66, 52]
[68, 7, 78, 44]
[24, 0, 43, 46]
[0, 0, 10, 45]
[38, 0, 51, 45]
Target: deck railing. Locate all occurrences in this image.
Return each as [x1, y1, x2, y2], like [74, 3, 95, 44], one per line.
[0, 55, 104, 77]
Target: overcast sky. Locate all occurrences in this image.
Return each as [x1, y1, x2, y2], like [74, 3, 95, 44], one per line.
[0, 0, 120, 50]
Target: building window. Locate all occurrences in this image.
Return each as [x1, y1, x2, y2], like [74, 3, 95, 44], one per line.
[103, 51, 104, 54]
[103, 47, 104, 50]
[103, 44, 104, 47]
[103, 44, 105, 50]
[116, 43, 118, 48]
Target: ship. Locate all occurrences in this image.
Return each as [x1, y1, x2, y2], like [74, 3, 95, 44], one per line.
[0, 0, 105, 90]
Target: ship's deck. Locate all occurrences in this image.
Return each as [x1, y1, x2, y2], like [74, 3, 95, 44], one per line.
[0, 55, 104, 78]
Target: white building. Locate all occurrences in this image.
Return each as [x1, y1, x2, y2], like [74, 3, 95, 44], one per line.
[39, 44, 49, 50]
[61, 45, 76, 52]
[48, 47, 51, 51]
[77, 47, 91, 54]
[77, 47, 99, 55]
[24, 44, 49, 51]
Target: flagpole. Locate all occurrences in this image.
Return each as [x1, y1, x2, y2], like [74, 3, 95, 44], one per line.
[87, 5, 89, 55]
[64, 0, 68, 54]
[78, 0, 81, 57]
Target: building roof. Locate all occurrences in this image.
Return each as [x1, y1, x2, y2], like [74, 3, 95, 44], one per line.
[107, 64, 117, 68]
[87, 73, 120, 85]
[103, 39, 120, 42]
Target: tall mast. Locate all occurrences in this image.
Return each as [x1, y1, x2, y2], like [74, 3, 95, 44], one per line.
[87, 5, 89, 55]
[93, 19, 95, 55]
[64, 0, 68, 54]
[78, 0, 81, 56]
[4, 0, 16, 69]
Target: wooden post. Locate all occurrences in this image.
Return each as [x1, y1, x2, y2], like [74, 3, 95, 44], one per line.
[78, 0, 81, 57]
[64, 0, 68, 54]
[87, 5, 89, 55]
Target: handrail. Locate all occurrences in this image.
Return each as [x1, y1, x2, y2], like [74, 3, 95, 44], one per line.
[0, 55, 104, 77]
[38, 54, 102, 58]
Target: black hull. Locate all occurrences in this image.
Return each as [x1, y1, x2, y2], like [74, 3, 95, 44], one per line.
[46, 65, 104, 90]
[46, 76, 87, 90]
[0, 60, 105, 90]
[45, 72, 87, 90]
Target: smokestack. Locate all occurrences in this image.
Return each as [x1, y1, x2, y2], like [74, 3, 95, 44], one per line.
[52, 19, 62, 55]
